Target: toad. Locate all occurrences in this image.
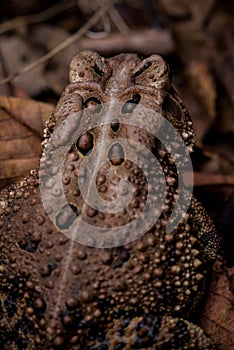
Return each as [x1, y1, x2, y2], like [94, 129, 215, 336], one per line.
[0, 51, 221, 349]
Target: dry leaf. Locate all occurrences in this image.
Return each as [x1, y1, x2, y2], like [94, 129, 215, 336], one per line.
[200, 262, 234, 350]
[0, 95, 54, 186]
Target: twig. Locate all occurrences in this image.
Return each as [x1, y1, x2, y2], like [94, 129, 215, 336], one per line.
[78, 28, 175, 55]
[0, 0, 77, 35]
[86, 0, 129, 38]
[108, 5, 130, 33]
[94, 0, 130, 34]
[0, 0, 117, 86]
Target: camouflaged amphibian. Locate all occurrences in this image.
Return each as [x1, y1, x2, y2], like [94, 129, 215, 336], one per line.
[0, 51, 221, 350]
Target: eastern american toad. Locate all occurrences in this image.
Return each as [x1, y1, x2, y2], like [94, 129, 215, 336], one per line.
[0, 51, 221, 349]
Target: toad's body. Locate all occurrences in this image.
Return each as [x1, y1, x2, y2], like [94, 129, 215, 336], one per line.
[0, 51, 221, 349]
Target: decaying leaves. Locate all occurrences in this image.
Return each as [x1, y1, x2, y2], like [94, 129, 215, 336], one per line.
[200, 263, 234, 350]
[0, 95, 54, 187]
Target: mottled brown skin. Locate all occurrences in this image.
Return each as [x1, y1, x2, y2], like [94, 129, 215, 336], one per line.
[0, 51, 221, 349]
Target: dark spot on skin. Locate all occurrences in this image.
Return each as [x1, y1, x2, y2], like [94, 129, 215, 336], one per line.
[40, 263, 57, 277]
[121, 94, 141, 114]
[18, 236, 39, 253]
[93, 64, 104, 77]
[108, 142, 125, 165]
[55, 203, 79, 230]
[84, 97, 102, 113]
[112, 248, 130, 268]
[110, 118, 120, 132]
[134, 61, 152, 78]
[76, 132, 94, 155]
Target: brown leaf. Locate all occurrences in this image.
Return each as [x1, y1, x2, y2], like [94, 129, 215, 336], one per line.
[199, 262, 234, 350]
[0, 95, 54, 187]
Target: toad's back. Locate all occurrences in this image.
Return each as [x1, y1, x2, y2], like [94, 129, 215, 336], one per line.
[0, 50, 221, 349]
